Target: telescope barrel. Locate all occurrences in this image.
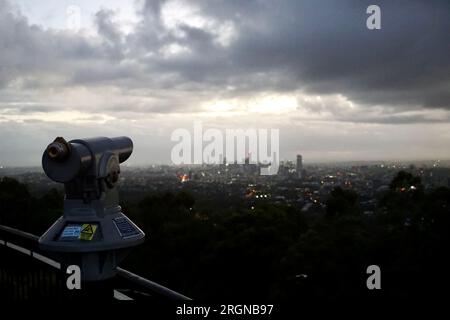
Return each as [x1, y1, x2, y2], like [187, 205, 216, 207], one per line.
[42, 141, 92, 183]
[42, 136, 133, 183]
[111, 136, 133, 163]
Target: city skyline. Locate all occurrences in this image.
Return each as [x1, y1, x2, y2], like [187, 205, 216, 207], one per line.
[1, 0, 450, 166]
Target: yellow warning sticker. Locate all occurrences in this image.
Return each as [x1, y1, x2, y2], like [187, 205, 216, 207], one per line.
[79, 224, 97, 241]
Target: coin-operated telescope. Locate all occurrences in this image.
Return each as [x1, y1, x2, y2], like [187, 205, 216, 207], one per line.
[39, 136, 145, 281]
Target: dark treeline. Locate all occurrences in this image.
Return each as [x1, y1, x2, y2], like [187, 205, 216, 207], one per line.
[0, 177, 63, 234]
[1, 171, 449, 301]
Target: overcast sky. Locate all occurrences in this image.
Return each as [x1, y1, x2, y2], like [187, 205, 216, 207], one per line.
[1, 0, 450, 166]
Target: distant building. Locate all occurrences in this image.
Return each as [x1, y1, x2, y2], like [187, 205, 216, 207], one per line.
[296, 154, 303, 179]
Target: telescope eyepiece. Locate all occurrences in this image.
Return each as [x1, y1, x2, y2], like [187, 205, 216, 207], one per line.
[46, 137, 71, 161]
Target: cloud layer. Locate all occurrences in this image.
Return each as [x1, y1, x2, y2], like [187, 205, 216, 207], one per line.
[1, 0, 450, 165]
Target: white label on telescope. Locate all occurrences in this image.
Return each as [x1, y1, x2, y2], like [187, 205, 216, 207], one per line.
[113, 217, 139, 238]
[61, 225, 81, 238]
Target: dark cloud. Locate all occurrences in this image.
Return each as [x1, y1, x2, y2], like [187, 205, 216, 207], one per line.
[0, 0, 450, 120]
[338, 114, 450, 125]
[164, 0, 450, 110]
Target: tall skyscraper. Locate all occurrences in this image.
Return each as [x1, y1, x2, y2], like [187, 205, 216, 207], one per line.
[296, 154, 303, 179]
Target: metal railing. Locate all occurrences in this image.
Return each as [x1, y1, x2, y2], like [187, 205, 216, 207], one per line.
[0, 224, 191, 301]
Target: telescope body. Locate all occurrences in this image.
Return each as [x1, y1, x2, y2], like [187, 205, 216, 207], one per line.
[39, 136, 145, 281]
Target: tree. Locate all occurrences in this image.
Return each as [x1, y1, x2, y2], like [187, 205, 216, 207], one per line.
[0, 177, 32, 229]
[389, 170, 422, 192]
[326, 187, 360, 218]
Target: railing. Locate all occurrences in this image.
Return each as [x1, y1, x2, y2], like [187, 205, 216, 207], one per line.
[0, 224, 191, 301]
